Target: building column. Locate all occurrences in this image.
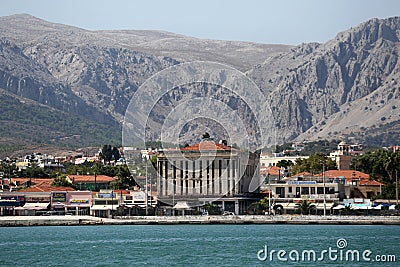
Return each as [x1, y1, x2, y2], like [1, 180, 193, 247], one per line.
[158, 161, 163, 197]
[164, 161, 168, 196]
[214, 160, 220, 195]
[221, 159, 227, 195]
[235, 200, 239, 215]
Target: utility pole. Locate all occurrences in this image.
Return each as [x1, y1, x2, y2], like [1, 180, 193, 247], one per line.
[111, 189, 114, 219]
[396, 170, 398, 206]
[268, 173, 271, 216]
[323, 162, 326, 217]
[145, 156, 148, 216]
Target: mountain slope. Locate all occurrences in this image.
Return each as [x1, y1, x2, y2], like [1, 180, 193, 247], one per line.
[0, 89, 120, 148]
[0, 14, 399, 154]
[247, 17, 400, 145]
[0, 14, 291, 152]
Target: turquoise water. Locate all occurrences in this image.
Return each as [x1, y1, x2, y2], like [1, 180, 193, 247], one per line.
[0, 224, 398, 266]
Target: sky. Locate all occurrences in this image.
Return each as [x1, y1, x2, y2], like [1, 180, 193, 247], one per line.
[1, 0, 399, 45]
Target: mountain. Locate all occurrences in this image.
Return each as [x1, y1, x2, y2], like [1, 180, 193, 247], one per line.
[247, 16, 400, 145]
[0, 14, 289, 155]
[0, 14, 399, 156]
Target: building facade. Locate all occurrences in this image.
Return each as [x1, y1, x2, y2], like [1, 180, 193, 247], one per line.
[156, 141, 260, 214]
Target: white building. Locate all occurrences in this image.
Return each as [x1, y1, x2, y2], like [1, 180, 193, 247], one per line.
[156, 141, 260, 215]
[260, 154, 309, 167]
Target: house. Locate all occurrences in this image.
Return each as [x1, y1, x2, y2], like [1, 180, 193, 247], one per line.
[90, 190, 121, 218]
[263, 175, 343, 215]
[0, 178, 88, 215]
[12, 178, 74, 192]
[67, 174, 116, 191]
[53, 191, 92, 215]
[320, 170, 383, 199]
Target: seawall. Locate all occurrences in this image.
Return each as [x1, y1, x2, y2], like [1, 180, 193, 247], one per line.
[0, 215, 399, 226]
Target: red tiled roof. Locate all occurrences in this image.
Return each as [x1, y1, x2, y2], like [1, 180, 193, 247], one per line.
[319, 170, 369, 180]
[359, 180, 384, 186]
[268, 166, 282, 176]
[113, 189, 130, 195]
[15, 178, 75, 192]
[181, 141, 231, 151]
[19, 185, 75, 192]
[68, 175, 116, 183]
[260, 166, 282, 176]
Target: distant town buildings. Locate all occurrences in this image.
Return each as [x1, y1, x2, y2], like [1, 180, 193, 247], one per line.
[0, 140, 398, 217]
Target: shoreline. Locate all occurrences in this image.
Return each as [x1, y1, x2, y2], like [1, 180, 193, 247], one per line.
[0, 215, 399, 226]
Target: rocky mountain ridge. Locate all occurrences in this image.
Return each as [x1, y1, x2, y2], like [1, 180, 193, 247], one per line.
[0, 14, 399, 153]
[248, 17, 400, 143]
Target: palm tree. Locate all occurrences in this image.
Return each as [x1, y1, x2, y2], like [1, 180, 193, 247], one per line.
[384, 151, 400, 182]
[295, 200, 316, 215]
[341, 204, 352, 215]
[384, 151, 400, 204]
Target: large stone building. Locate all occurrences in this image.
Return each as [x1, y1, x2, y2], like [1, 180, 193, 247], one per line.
[156, 141, 260, 214]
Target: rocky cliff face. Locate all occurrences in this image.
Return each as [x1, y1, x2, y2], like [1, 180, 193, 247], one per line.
[247, 17, 400, 144]
[0, 14, 399, 150]
[0, 14, 288, 149]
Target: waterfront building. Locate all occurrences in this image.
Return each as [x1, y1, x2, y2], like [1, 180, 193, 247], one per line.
[262, 169, 384, 215]
[264, 177, 343, 215]
[91, 190, 121, 218]
[91, 189, 157, 217]
[67, 174, 116, 191]
[322, 170, 383, 199]
[156, 140, 260, 215]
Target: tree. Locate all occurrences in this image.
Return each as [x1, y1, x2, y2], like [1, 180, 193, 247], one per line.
[276, 160, 293, 169]
[110, 165, 136, 190]
[277, 160, 294, 176]
[149, 155, 157, 169]
[291, 153, 336, 175]
[203, 203, 220, 215]
[52, 174, 74, 188]
[352, 149, 390, 180]
[23, 162, 53, 178]
[340, 205, 352, 215]
[384, 150, 400, 182]
[248, 198, 270, 215]
[100, 145, 120, 164]
[352, 149, 400, 184]
[295, 200, 316, 215]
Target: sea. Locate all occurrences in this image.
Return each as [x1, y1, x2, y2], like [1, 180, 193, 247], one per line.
[0, 224, 398, 266]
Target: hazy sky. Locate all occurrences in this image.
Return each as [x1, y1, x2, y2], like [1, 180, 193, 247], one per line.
[1, 0, 399, 45]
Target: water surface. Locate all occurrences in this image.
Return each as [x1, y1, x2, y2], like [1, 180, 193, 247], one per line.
[0, 224, 398, 266]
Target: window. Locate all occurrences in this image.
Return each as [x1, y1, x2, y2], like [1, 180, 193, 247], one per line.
[288, 187, 293, 193]
[317, 187, 324, 194]
[301, 187, 309, 195]
[276, 187, 285, 198]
